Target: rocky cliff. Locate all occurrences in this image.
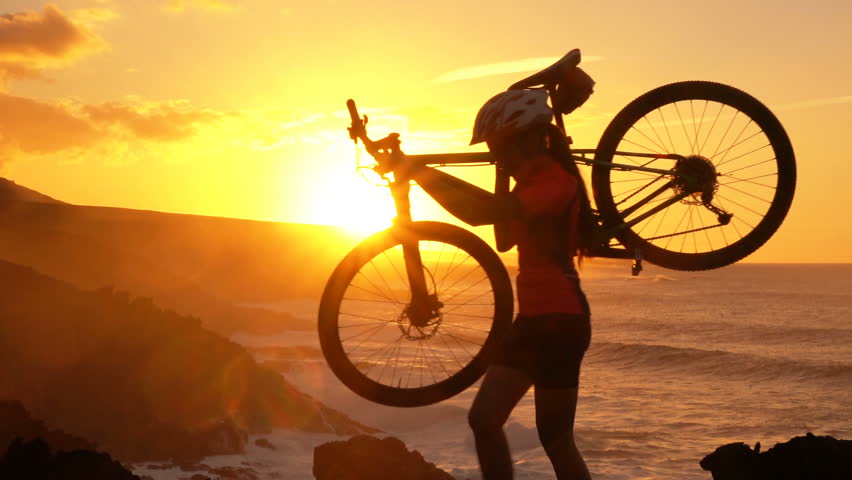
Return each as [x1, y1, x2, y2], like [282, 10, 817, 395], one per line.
[0, 260, 377, 462]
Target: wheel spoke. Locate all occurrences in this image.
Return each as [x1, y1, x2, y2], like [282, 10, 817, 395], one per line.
[424, 342, 448, 382]
[719, 172, 778, 189]
[712, 119, 756, 167]
[626, 126, 668, 155]
[698, 102, 725, 155]
[355, 264, 401, 304]
[714, 193, 762, 226]
[642, 115, 670, 153]
[720, 156, 778, 176]
[342, 322, 392, 354]
[440, 320, 492, 332]
[437, 331, 469, 369]
[673, 101, 696, 154]
[657, 107, 676, 152]
[439, 331, 484, 347]
[440, 273, 491, 306]
[381, 248, 410, 294]
[362, 334, 404, 377]
[648, 194, 672, 242]
[338, 320, 395, 329]
[711, 110, 739, 159]
[441, 288, 496, 315]
[719, 184, 773, 208]
[434, 247, 462, 291]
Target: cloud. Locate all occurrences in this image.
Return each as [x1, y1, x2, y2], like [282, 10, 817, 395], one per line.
[0, 4, 108, 85]
[0, 94, 221, 168]
[164, 0, 237, 13]
[84, 100, 222, 141]
[0, 93, 99, 154]
[434, 55, 604, 84]
[69, 6, 119, 25]
[776, 94, 852, 111]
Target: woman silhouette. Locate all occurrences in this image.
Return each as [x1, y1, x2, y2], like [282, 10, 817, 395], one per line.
[393, 88, 595, 480]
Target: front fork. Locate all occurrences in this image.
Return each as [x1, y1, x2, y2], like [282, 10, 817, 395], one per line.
[391, 180, 439, 327]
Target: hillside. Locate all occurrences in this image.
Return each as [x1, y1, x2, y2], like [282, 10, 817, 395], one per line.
[0, 178, 66, 205]
[0, 260, 377, 462]
[0, 180, 363, 335]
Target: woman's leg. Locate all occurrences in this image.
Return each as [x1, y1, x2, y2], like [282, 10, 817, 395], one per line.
[468, 365, 533, 480]
[534, 386, 591, 480]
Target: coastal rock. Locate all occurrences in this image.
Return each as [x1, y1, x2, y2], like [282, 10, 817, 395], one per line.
[313, 435, 455, 480]
[254, 438, 275, 450]
[700, 432, 852, 480]
[173, 463, 260, 480]
[0, 437, 140, 480]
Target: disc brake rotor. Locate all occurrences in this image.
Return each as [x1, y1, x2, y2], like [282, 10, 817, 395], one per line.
[397, 293, 443, 340]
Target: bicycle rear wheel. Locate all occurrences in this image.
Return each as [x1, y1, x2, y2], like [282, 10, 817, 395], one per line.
[318, 221, 513, 407]
[592, 81, 796, 271]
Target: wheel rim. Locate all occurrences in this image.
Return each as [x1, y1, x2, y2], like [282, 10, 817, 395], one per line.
[335, 238, 501, 393]
[602, 97, 787, 256]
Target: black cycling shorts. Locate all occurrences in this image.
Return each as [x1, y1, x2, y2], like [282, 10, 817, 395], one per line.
[492, 312, 591, 389]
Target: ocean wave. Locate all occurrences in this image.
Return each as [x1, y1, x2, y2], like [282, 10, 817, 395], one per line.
[371, 403, 468, 432]
[594, 318, 852, 348]
[619, 274, 677, 283]
[586, 341, 852, 383]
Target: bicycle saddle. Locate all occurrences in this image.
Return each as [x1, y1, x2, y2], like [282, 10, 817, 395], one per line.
[508, 49, 582, 89]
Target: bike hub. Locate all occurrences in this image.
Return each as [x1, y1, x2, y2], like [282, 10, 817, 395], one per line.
[672, 154, 719, 204]
[398, 294, 443, 340]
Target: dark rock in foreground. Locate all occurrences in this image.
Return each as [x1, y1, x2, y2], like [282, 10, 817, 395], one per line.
[0, 437, 141, 480]
[313, 435, 455, 480]
[700, 432, 852, 480]
[0, 400, 96, 454]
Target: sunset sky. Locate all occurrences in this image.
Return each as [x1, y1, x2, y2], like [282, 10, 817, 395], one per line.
[1, 0, 851, 262]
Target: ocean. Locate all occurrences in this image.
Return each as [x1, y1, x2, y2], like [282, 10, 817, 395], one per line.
[135, 262, 852, 480]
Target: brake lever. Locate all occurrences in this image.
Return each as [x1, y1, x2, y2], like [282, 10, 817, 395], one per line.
[348, 114, 368, 143]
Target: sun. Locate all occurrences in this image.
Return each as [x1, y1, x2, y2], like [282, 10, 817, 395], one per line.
[306, 167, 395, 235]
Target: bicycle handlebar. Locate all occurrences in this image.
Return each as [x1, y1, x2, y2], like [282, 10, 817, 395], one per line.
[346, 99, 405, 175]
[347, 99, 367, 144]
[346, 99, 359, 123]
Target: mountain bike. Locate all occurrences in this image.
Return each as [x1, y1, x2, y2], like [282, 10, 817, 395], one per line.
[318, 49, 796, 407]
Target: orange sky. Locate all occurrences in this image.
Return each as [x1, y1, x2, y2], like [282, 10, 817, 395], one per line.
[1, 1, 851, 262]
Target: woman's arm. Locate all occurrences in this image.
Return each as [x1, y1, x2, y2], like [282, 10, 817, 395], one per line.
[399, 160, 521, 227]
[493, 166, 517, 252]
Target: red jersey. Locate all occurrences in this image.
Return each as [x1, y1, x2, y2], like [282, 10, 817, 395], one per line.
[510, 155, 586, 316]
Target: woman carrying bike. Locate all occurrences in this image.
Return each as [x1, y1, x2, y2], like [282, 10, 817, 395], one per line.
[391, 88, 595, 480]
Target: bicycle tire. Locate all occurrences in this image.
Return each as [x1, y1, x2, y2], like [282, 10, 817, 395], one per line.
[592, 81, 796, 271]
[318, 221, 513, 407]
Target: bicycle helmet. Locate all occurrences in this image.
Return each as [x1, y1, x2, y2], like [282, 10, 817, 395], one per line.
[470, 88, 553, 145]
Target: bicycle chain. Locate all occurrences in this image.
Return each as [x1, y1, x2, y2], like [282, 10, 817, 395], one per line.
[640, 220, 726, 242]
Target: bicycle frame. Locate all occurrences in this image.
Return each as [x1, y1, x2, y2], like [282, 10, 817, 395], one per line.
[403, 148, 697, 263]
[347, 95, 724, 285]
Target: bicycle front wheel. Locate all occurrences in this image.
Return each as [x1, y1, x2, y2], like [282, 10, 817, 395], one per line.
[318, 221, 513, 407]
[592, 81, 796, 271]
